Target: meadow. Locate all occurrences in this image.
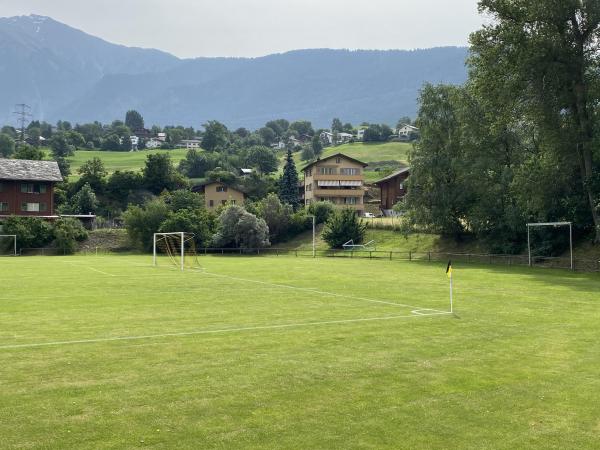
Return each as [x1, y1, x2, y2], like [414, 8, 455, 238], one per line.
[64, 148, 189, 176]
[1, 254, 599, 449]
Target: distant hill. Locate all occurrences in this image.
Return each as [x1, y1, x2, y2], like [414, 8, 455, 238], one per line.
[0, 15, 469, 129]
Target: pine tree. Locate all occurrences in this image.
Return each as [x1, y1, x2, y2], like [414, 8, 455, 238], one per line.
[279, 148, 300, 209]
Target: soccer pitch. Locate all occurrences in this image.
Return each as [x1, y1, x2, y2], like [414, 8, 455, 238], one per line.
[1, 255, 599, 449]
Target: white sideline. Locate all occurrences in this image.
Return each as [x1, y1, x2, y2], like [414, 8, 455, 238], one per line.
[198, 269, 449, 314]
[0, 312, 451, 350]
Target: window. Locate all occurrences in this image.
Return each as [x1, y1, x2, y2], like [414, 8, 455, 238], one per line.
[21, 202, 41, 212]
[209, 200, 214, 207]
[306, 183, 312, 191]
[344, 197, 358, 205]
[231, 200, 236, 205]
[20, 183, 47, 194]
[399, 183, 404, 190]
[221, 200, 227, 205]
[216, 185, 228, 192]
[307, 169, 312, 176]
[0, 202, 8, 212]
[318, 167, 336, 175]
[336, 157, 341, 163]
[340, 168, 360, 176]
[0, 182, 3, 192]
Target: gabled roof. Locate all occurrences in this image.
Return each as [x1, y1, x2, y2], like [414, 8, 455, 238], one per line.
[191, 180, 247, 194]
[373, 166, 410, 185]
[301, 153, 368, 171]
[0, 159, 63, 182]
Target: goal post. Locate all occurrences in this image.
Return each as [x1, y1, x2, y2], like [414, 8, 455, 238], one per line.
[527, 222, 573, 270]
[153, 232, 199, 271]
[0, 235, 17, 256]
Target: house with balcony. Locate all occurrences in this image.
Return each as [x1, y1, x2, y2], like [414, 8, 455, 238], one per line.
[0, 159, 63, 218]
[302, 153, 367, 215]
[192, 180, 246, 211]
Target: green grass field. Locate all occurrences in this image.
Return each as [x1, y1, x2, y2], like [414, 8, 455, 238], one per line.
[65, 149, 189, 178]
[1, 254, 599, 449]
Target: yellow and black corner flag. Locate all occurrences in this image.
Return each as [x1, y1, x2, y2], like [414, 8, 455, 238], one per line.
[446, 260, 452, 278]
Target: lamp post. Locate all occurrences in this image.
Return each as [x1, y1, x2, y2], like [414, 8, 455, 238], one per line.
[307, 215, 316, 257]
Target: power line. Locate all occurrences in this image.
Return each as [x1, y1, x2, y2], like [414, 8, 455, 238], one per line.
[13, 103, 32, 143]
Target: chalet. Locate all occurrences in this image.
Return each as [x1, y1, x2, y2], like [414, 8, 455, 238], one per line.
[373, 167, 410, 216]
[181, 139, 202, 150]
[146, 138, 162, 149]
[302, 153, 367, 215]
[0, 159, 63, 218]
[397, 124, 419, 141]
[193, 181, 246, 211]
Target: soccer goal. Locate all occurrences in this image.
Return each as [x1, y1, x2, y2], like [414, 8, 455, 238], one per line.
[0, 235, 17, 256]
[153, 232, 200, 271]
[527, 222, 573, 270]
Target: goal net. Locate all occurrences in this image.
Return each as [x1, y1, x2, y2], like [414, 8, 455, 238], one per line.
[0, 235, 17, 256]
[153, 232, 201, 271]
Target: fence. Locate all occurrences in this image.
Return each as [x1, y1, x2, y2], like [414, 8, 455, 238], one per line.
[14, 246, 600, 273]
[196, 247, 600, 273]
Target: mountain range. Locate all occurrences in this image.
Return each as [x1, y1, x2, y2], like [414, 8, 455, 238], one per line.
[0, 15, 469, 129]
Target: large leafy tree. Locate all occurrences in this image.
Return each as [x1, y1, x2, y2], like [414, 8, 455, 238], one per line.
[125, 110, 145, 131]
[202, 121, 230, 152]
[470, 0, 600, 242]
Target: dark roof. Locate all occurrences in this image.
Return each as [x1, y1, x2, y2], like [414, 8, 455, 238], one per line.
[301, 153, 368, 171]
[373, 166, 410, 185]
[0, 159, 63, 182]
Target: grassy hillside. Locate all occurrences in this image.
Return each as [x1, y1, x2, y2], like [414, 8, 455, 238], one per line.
[293, 141, 411, 183]
[64, 148, 188, 177]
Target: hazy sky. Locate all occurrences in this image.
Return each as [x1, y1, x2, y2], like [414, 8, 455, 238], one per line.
[0, 0, 484, 58]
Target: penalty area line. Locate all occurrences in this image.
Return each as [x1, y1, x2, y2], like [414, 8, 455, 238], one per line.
[0, 312, 452, 350]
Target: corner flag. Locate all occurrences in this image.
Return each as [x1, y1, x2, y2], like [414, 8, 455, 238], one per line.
[446, 260, 452, 278]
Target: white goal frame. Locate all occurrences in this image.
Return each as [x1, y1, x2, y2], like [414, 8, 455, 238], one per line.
[0, 235, 17, 256]
[527, 222, 573, 270]
[153, 232, 196, 271]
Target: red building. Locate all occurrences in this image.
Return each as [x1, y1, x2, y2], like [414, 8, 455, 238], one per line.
[0, 159, 63, 218]
[373, 167, 410, 215]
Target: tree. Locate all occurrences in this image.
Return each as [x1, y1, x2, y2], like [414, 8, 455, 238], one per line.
[105, 170, 144, 208]
[331, 118, 343, 133]
[265, 119, 289, 137]
[78, 157, 107, 193]
[362, 124, 382, 142]
[163, 189, 204, 212]
[258, 127, 277, 146]
[50, 132, 75, 158]
[213, 205, 270, 248]
[159, 209, 215, 248]
[322, 209, 366, 248]
[0, 133, 15, 157]
[255, 193, 293, 242]
[244, 145, 278, 174]
[470, 0, 600, 242]
[311, 134, 323, 158]
[54, 157, 71, 178]
[123, 198, 170, 251]
[143, 153, 182, 194]
[14, 143, 43, 160]
[301, 145, 315, 161]
[308, 201, 335, 224]
[125, 110, 145, 131]
[101, 134, 122, 151]
[289, 120, 314, 137]
[396, 116, 412, 129]
[279, 148, 300, 209]
[53, 218, 88, 254]
[202, 120, 229, 151]
[71, 183, 98, 214]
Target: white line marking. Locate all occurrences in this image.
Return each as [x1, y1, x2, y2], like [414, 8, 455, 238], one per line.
[60, 261, 118, 277]
[0, 312, 452, 350]
[198, 270, 449, 313]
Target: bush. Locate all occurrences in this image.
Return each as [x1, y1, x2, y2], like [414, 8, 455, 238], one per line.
[213, 204, 270, 248]
[1, 217, 54, 250]
[322, 209, 367, 248]
[308, 201, 335, 224]
[53, 218, 88, 254]
[255, 193, 292, 243]
[158, 209, 215, 248]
